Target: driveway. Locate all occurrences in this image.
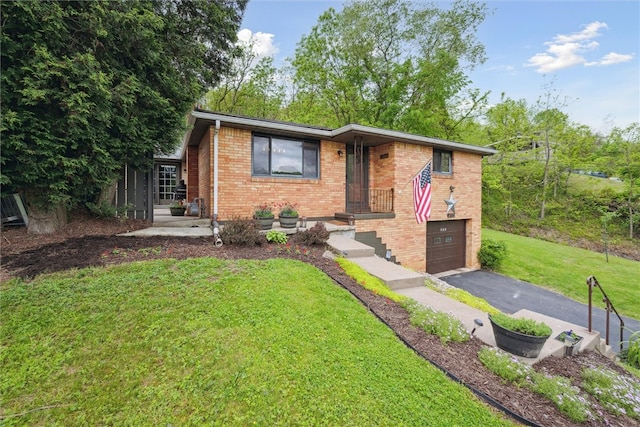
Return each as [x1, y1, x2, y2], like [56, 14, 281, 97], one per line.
[441, 270, 640, 353]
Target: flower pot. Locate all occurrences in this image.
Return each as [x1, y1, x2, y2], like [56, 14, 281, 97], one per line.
[555, 332, 583, 356]
[255, 216, 274, 230]
[170, 207, 186, 216]
[489, 316, 550, 358]
[278, 215, 298, 229]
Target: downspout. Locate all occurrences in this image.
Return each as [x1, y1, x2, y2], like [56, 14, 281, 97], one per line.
[213, 120, 220, 218]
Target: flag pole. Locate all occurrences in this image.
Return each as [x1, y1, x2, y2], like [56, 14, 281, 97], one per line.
[403, 157, 432, 188]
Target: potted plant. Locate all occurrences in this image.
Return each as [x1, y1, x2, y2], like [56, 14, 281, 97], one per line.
[169, 202, 186, 216]
[488, 312, 552, 358]
[254, 202, 275, 230]
[277, 202, 299, 229]
[555, 330, 584, 356]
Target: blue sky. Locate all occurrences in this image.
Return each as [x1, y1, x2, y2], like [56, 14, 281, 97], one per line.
[240, 0, 639, 133]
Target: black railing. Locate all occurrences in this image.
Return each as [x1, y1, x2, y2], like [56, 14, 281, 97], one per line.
[346, 187, 394, 214]
[587, 275, 625, 351]
[369, 188, 394, 213]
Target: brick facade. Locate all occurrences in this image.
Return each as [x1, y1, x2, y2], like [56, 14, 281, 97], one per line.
[191, 120, 484, 272]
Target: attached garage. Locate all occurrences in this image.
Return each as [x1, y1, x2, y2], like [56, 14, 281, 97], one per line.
[426, 220, 466, 274]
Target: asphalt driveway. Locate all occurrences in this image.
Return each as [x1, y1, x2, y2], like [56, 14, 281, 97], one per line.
[441, 270, 640, 353]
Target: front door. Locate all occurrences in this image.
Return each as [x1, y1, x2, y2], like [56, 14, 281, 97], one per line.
[154, 162, 180, 205]
[345, 144, 369, 213]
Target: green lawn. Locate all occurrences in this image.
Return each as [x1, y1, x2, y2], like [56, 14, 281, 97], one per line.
[483, 228, 640, 320]
[1, 258, 515, 426]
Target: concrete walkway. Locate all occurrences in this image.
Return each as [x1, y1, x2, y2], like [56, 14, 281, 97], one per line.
[324, 235, 609, 364]
[440, 270, 639, 354]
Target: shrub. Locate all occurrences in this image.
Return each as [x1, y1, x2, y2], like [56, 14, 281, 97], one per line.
[478, 239, 508, 270]
[479, 347, 593, 422]
[86, 202, 132, 220]
[620, 329, 640, 370]
[266, 230, 288, 244]
[403, 299, 469, 344]
[291, 221, 329, 246]
[219, 217, 266, 246]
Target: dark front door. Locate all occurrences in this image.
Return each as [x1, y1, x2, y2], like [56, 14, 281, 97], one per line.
[346, 144, 369, 213]
[426, 220, 466, 274]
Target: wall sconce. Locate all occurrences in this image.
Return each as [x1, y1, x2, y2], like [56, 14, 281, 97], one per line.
[337, 150, 344, 157]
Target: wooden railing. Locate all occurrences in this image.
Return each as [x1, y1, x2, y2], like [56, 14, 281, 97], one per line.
[587, 275, 625, 351]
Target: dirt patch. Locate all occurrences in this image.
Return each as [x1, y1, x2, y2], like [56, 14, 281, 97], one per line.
[1, 215, 638, 427]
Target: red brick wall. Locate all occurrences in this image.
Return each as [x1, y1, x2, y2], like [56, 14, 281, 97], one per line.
[355, 144, 482, 272]
[204, 125, 346, 220]
[186, 145, 200, 201]
[194, 124, 483, 271]
[197, 130, 211, 214]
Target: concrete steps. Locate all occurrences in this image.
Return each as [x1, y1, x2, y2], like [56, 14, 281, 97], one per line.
[326, 235, 425, 290]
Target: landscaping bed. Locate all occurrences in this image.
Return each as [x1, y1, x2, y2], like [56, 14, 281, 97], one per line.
[1, 215, 638, 426]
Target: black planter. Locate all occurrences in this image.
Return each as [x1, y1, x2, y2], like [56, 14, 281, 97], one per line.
[489, 316, 550, 358]
[170, 207, 186, 216]
[278, 215, 298, 229]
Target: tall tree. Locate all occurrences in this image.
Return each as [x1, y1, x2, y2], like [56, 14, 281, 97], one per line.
[289, 0, 489, 138]
[1, 0, 246, 233]
[606, 123, 640, 239]
[204, 34, 284, 119]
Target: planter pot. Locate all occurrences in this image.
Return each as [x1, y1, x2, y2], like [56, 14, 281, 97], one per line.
[555, 332, 583, 356]
[255, 216, 274, 230]
[278, 215, 299, 229]
[489, 316, 550, 358]
[170, 207, 186, 216]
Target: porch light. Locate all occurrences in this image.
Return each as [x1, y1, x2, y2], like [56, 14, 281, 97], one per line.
[337, 150, 344, 157]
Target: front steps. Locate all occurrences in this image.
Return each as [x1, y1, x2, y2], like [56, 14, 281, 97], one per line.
[326, 235, 425, 290]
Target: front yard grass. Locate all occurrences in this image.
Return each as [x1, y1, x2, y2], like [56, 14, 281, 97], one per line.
[483, 229, 640, 320]
[1, 258, 515, 426]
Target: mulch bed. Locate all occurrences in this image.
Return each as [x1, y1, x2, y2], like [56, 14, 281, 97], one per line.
[1, 216, 638, 427]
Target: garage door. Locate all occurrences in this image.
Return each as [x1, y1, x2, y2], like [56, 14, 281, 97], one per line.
[426, 220, 466, 274]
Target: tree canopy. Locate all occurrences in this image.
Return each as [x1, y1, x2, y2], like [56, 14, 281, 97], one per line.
[288, 0, 489, 138]
[1, 0, 246, 231]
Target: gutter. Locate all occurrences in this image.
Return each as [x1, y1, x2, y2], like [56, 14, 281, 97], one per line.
[213, 119, 220, 217]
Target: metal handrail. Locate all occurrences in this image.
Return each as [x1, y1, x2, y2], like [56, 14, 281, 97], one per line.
[587, 275, 625, 351]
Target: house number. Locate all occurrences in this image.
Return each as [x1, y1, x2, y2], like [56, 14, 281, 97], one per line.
[440, 227, 447, 232]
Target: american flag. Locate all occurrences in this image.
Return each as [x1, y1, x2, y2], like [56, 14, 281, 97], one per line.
[413, 160, 432, 224]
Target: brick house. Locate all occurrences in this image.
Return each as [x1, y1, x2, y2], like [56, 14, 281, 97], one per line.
[178, 110, 496, 274]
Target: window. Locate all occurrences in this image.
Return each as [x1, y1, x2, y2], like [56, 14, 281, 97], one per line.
[252, 134, 319, 178]
[433, 149, 452, 174]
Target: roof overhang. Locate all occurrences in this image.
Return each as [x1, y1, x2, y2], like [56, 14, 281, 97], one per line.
[179, 110, 498, 159]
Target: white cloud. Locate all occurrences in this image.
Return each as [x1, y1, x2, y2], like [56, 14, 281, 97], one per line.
[585, 52, 635, 67]
[525, 21, 633, 73]
[237, 28, 279, 58]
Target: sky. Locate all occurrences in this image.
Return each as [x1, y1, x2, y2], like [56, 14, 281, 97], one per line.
[239, 0, 639, 134]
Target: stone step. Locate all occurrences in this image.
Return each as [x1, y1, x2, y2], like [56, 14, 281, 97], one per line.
[348, 256, 425, 290]
[326, 235, 375, 258]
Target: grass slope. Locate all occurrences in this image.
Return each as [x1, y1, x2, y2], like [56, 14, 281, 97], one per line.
[483, 229, 640, 320]
[1, 258, 515, 426]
